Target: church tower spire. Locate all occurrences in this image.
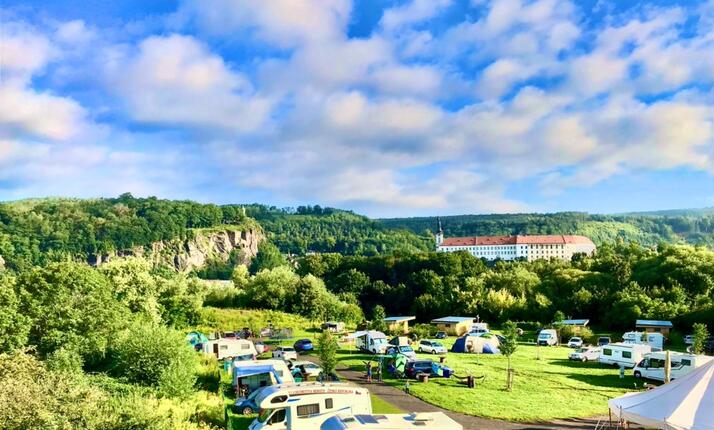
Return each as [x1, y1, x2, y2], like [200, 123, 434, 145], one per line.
[435, 217, 444, 247]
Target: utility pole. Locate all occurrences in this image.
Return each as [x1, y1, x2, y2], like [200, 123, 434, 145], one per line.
[664, 350, 671, 383]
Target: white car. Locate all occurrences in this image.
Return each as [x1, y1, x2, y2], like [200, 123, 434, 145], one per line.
[254, 341, 268, 354]
[387, 345, 417, 360]
[569, 346, 600, 362]
[272, 346, 298, 361]
[568, 337, 584, 348]
[291, 361, 323, 378]
[684, 335, 694, 345]
[417, 340, 447, 355]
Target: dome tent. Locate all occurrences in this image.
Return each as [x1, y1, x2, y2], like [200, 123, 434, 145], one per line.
[451, 333, 500, 354]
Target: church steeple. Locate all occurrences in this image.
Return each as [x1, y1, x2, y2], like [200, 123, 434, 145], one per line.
[435, 217, 444, 247]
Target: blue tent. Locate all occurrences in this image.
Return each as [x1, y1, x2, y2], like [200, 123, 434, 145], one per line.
[482, 343, 500, 354]
[186, 331, 208, 347]
[451, 336, 467, 353]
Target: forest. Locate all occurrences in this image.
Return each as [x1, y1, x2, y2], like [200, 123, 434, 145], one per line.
[380, 211, 714, 247]
[293, 242, 714, 332]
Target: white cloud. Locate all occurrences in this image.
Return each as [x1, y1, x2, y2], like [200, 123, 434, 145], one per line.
[380, 0, 451, 32]
[110, 34, 271, 133]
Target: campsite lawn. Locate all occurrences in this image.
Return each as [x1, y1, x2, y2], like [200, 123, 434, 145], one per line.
[336, 338, 643, 422]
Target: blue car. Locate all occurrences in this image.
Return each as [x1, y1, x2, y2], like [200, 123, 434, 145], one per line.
[294, 339, 314, 352]
[234, 389, 260, 415]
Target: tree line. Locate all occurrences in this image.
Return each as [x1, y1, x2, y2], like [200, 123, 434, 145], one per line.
[293, 242, 714, 332]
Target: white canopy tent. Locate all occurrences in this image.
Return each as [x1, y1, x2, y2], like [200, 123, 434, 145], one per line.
[608, 359, 714, 430]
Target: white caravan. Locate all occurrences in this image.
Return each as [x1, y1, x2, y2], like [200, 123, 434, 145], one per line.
[321, 412, 463, 430]
[248, 382, 372, 430]
[354, 331, 389, 354]
[203, 338, 257, 360]
[470, 323, 489, 335]
[233, 359, 294, 391]
[622, 331, 664, 351]
[537, 329, 558, 346]
[633, 352, 713, 382]
[599, 343, 652, 368]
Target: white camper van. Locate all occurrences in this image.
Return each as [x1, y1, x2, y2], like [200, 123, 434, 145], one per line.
[599, 343, 651, 368]
[247, 382, 372, 430]
[354, 331, 389, 354]
[470, 323, 489, 335]
[203, 338, 258, 360]
[321, 412, 463, 430]
[537, 329, 558, 346]
[622, 331, 664, 351]
[633, 352, 713, 382]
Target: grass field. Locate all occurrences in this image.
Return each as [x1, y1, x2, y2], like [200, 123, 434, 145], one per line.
[335, 336, 644, 421]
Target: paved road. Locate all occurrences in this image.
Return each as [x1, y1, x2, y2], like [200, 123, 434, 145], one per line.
[336, 367, 609, 430]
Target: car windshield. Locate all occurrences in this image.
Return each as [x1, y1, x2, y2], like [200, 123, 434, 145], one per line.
[257, 408, 273, 423]
[283, 347, 295, 351]
[373, 338, 386, 345]
[399, 346, 413, 352]
[575, 348, 586, 353]
[571, 338, 581, 341]
[538, 333, 551, 339]
[431, 342, 442, 347]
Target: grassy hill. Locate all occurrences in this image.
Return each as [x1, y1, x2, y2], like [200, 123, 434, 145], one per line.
[379, 211, 714, 247]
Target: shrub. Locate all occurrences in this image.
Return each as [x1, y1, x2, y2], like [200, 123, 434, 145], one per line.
[110, 322, 198, 398]
[318, 330, 339, 376]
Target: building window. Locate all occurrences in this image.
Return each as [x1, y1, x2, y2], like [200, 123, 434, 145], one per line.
[297, 404, 320, 417]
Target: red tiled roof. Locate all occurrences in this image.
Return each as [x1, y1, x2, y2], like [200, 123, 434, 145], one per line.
[440, 235, 593, 247]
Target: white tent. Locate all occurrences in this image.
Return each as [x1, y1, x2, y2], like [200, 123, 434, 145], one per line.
[608, 359, 714, 430]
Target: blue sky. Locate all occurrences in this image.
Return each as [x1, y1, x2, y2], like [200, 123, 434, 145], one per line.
[1, 0, 713, 217]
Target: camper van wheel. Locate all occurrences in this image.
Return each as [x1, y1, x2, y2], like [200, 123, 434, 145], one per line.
[633, 371, 641, 378]
[241, 406, 254, 415]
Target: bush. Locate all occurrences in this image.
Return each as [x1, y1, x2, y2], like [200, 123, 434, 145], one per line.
[110, 323, 198, 398]
[410, 323, 435, 340]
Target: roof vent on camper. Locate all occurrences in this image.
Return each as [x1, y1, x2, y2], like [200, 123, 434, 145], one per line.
[410, 413, 435, 422]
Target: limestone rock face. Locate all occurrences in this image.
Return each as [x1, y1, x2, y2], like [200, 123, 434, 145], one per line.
[90, 228, 263, 272]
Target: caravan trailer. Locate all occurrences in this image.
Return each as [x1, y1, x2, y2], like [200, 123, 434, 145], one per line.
[321, 412, 463, 430]
[599, 343, 651, 368]
[247, 382, 372, 430]
[203, 338, 258, 360]
[622, 331, 664, 350]
[354, 331, 389, 354]
[232, 359, 294, 391]
[633, 351, 713, 382]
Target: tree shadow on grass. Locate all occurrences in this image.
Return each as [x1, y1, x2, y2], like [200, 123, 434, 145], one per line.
[567, 373, 646, 391]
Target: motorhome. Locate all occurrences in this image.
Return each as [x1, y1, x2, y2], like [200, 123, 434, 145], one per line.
[321, 412, 463, 430]
[232, 359, 294, 391]
[354, 331, 389, 354]
[537, 329, 558, 346]
[622, 331, 664, 351]
[247, 382, 372, 430]
[599, 343, 651, 368]
[203, 338, 258, 360]
[470, 323, 489, 335]
[633, 351, 713, 382]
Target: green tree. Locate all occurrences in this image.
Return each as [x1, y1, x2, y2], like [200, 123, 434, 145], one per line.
[292, 275, 333, 321]
[244, 266, 300, 310]
[249, 241, 288, 274]
[110, 322, 198, 398]
[371, 305, 388, 332]
[318, 330, 339, 378]
[692, 323, 710, 354]
[501, 321, 519, 391]
[0, 273, 29, 353]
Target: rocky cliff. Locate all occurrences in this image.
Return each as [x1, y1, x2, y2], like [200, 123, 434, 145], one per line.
[90, 227, 263, 272]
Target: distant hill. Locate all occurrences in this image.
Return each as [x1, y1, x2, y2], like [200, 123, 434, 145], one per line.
[242, 204, 431, 255]
[379, 211, 714, 247]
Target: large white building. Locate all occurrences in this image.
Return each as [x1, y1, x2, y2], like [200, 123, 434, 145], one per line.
[435, 221, 596, 262]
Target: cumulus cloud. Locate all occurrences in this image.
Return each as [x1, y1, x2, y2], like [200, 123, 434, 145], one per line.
[109, 34, 271, 133]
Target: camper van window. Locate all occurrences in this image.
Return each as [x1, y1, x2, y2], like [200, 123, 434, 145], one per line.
[325, 398, 333, 409]
[220, 345, 228, 350]
[270, 409, 286, 424]
[681, 359, 692, 366]
[651, 359, 662, 369]
[297, 404, 320, 417]
[622, 351, 632, 359]
[603, 348, 612, 356]
[241, 344, 250, 349]
[271, 395, 288, 404]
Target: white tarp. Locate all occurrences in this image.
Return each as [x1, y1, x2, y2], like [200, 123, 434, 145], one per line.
[608, 359, 714, 430]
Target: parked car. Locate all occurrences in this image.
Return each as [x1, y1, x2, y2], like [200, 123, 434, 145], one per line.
[598, 336, 611, 346]
[404, 360, 453, 379]
[435, 331, 447, 339]
[293, 339, 314, 353]
[234, 388, 261, 415]
[568, 337, 584, 348]
[254, 341, 268, 354]
[684, 335, 694, 345]
[417, 340, 447, 355]
[387, 345, 417, 360]
[569, 346, 600, 362]
[537, 329, 558, 346]
[272, 346, 298, 361]
[291, 361, 323, 379]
